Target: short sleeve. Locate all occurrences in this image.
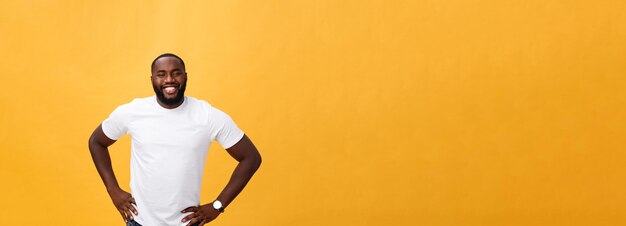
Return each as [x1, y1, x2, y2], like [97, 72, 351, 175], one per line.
[101, 104, 131, 140]
[210, 107, 245, 149]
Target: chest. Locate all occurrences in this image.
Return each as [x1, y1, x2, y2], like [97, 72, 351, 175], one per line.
[127, 112, 212, 149]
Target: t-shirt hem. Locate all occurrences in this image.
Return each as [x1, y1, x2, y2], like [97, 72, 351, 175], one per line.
[133, 218, 144, 226]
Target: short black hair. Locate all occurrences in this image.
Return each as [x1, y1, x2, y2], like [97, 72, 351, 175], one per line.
[151, 53, 185, 72]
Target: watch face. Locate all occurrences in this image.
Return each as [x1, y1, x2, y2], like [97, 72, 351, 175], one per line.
[213, 200, 223, 209]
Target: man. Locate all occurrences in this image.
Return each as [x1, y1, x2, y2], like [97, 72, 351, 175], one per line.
[88, 53, 262, 226]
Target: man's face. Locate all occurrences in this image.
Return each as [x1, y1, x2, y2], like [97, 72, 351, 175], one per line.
[151, 57, 187, 106]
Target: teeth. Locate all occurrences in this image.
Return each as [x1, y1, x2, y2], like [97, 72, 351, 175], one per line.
[164, 87, 176, 94]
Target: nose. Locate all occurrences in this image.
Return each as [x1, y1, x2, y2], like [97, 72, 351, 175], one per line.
[164, 74, 175, 83]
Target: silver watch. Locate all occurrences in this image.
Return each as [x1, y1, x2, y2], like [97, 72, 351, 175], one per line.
[212, 200, 225, 213]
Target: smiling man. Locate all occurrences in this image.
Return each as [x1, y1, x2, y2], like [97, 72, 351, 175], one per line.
[88, 53, 262, 226]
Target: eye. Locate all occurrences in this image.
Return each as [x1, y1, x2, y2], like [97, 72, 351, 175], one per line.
[156, 73, 165, 77]
[173, 71, 183, 77]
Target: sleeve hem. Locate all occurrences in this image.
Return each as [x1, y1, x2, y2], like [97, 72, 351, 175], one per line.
[221, 131, 244, 149]
[101, 121, 120, 141]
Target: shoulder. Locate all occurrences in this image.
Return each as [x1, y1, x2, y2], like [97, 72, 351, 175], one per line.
[185, 96, 215, 112]
[186, 96, 211, 107]
[110, 96, 153, 114]
[185, 96, 233, 120]
[130, 96, 155, 106]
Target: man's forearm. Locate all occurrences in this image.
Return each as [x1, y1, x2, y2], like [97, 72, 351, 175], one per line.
[88, 139, 121, 192]
[216, 155, 262, 208]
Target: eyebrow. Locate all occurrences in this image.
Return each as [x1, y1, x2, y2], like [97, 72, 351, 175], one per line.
[155, 68, 182, 73]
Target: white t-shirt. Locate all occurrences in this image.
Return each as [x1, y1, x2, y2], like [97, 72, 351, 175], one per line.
[102, 96, 244, 226]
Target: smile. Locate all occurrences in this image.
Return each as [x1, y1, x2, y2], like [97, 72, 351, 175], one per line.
[162, 85, 178, 95]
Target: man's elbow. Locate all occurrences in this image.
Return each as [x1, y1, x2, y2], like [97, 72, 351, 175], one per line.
[88, 132, 110, 152]
[254, 152, 263, 169]
[88, 133, 97, 150]
[251, 152, 262, 170]
[240, 152, 261, 172]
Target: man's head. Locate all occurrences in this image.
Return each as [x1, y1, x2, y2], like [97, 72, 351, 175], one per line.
[151, 53, 188, 108]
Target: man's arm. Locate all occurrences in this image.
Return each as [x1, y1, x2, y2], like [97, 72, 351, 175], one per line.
[88, 124, 138, 223]
[181, 134, 262, 225]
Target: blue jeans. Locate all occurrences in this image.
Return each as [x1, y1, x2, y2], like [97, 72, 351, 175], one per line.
[127, 220, 199, 226]
[126, 220, 142, 226]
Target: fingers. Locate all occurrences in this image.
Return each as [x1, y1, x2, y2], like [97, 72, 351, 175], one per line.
[126, 201, 138, 216]
[118, 209, 128, 223]
[181, 206, 198, 213]
[118, 197, 138, 223]
[181, 205, 220, 225]
[185, 214, 216, 225]
[119, 208, 133, 223]
[122, 206, 133, 221]
[182, 211, 197, 222]
[123, 196, 137, 219]
[186, 217, 202, 226]
[110, 190, 138, 223]
[127, 204, 137, 220]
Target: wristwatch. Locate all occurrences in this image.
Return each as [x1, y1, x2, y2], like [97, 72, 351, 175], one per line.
[212, 200, 225, 213]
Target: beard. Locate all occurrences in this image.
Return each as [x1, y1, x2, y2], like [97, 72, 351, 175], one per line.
[153, 79, 187, 106]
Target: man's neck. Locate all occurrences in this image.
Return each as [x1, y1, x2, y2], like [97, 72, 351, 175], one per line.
[156, 97, 185, 109]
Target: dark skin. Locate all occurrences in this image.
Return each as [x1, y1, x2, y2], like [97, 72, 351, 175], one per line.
[150, 57, 187, 109]
[88, 56, 262, 225]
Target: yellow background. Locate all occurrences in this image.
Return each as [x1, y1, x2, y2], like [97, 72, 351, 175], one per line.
[1, 1, 625, 225]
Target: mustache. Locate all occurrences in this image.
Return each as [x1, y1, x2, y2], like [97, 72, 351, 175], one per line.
[153, 78, 187, 105]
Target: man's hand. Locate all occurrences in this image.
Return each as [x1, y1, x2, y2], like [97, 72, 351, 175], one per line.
[90, 125, 137, 222]
[109, 188, 138, 223]
[181, 203, 221, 226]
